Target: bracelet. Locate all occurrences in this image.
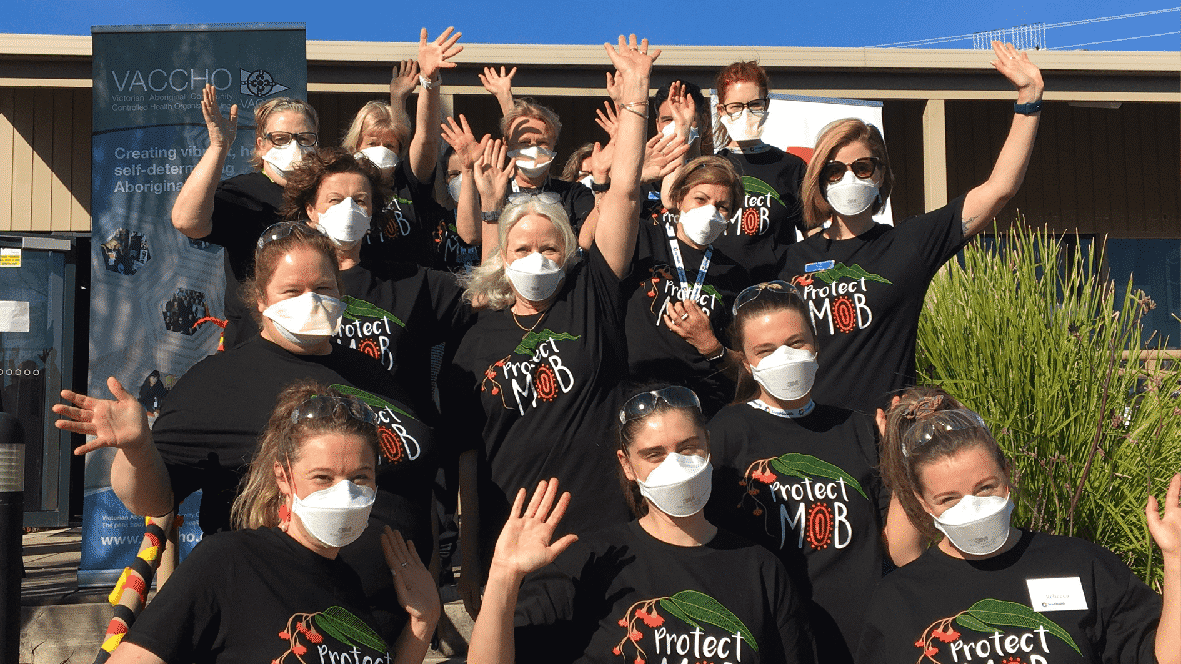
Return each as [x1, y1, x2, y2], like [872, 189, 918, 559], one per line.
[419, 75, 439, 90]
[1014, 100, 1042, 115]
[704, 344, 727, 362]
[481, 210, 501, 222]
[590, 181, 610, 193]
[619, 100, 649, 119]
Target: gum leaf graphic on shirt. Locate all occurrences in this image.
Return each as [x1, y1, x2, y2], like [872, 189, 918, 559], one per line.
[701, 284, 723, 302]
[312, 606, 388, 653]
[658, 590, 759, 652]
[769, 453, 868, 500]
[741, 176, 784, 208]
[331, 384, 416, 421]
[809, 262, 892, 286]
[342, 295, 406, 328]
[514, 329, 581, 356]
[956, 599, 1081, 655]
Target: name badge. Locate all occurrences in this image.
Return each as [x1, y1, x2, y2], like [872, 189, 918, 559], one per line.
[805, 260, 835, 273]
[1026, 577, 1088, 612]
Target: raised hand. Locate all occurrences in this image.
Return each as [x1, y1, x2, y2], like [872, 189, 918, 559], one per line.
[474, 138, 514, 206]
[603, 34, 660, 103]
[1147, 472, 1181, 558]
[54, 376, 150, 456]
[667, 80, 697, 133]
[441, 114, 490, 169]
[479, 66, 516, 100]
[489, 479, 577, 579]
[389, 59, 421, 101]
[382, 527, 442, 634]
[641, 133, 689, 182]
[418, 26, 464, 81]
[585, 141, 615, 182]
[990, 41, 1043, 103]
[594, 101, 619, 139]
[200, 84, 237, 151]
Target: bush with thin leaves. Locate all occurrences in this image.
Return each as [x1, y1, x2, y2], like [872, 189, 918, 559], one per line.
[916, 220, 1181, 591]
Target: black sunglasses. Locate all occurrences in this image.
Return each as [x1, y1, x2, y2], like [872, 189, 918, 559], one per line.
[820, 157, 880, 184]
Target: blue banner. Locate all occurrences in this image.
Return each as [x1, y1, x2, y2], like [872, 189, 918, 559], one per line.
[82, 23, 306, 587]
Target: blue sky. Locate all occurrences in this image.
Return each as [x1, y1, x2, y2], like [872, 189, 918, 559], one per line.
[3, 0, 1178, 50]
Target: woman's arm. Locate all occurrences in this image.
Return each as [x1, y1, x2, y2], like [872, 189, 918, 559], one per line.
[388, 59, 420, 136]
[884, 492, 924, 566]
[479, 66, 517, 117]
[409, 27, 464, 184]
[1147, 472, 1180, 664]
[594, 35, 660, 279]
[960, 41, 1044, 238]
[383, 527, 442, 664]
[53, 377, 174, 517]
[441, 115, 488, 245]
[473, 139, 515, 261]
[468, 479, 577, 664]
[171, 84, 237, 240]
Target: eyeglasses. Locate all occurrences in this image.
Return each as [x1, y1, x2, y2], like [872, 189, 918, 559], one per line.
[619, 386, 702, 424]
[507, 191, 562, 207]
[257, 220, 317, 249]
[265, 131, 318, 148]
[820, 157, 880, 184]
[900, 409, 990, 458]
[291, 393, 379, 426]
[719, 98, 770, 119]
[732, 280, 804, 316]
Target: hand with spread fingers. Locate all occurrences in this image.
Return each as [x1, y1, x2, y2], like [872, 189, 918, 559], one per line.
[389, 59, 421, 102]
[200, 84, 237, 151]
[642, 132, 690, 183]
[54, 376, 150, 456]
[667, 80, 697, 138]
[441, 114, 489, 169]
[603, 34, 660, 105]
[479, 66, 517, 113]
[490, 479, 578, 581]
[474, 138, 514, 208]
[594, 101, 619, 140]
[418, 26, 463, 81]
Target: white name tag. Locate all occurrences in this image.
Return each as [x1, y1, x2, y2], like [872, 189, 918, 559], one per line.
[1026, 577, 1088, 612]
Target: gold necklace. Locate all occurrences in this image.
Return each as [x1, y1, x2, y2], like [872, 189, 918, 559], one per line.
[511, 307, 545, 333]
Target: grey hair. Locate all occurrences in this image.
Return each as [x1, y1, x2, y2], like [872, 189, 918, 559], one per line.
[460, 198, 579, 310]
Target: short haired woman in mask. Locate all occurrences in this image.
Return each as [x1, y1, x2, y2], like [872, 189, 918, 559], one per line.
[465, 386, 816, 664]
[712, 60, 808, 279]
[92, 381, 441, 664]
[340, 28, 463, 268]
[858, 386, 1179, 664]
[704, 281, 922, 664]
[778, 42, 1043, 415]
[439, 35, 662, 615]
[56, 225, 434, 638]
[171, 89, 319, 349]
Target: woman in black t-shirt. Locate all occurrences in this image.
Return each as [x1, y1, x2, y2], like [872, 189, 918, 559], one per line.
[857, 386, 1180, 664]
[466, 384, 815, 664]
[100, 380, 440, 663]
[779, 42, 1044, 414]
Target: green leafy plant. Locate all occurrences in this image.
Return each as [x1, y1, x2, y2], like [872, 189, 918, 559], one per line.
[916, 220, 1181, 591]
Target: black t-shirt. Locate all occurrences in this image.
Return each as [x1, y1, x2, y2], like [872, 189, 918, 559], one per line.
[623, 214, 751, 416]
[856, 530, 1162, 664]
[428, 205, 481, 273]
[440, 246, 631, 564]
[125, 527, 397, 662]
[515, 520, 816, 664]
[201, 171, 285, 349]
[779, 197, 967, 414]
[334, 261, 473, 420]
[360, 159, 438, 268]
[716, 146, 807, 281]
[706, 401, 887, 664]
[512, 176, 596, 234]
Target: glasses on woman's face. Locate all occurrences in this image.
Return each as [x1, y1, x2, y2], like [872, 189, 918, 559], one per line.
[257, 220, 317, 249]
[265, 131, 319, 148]
[619, 386, 702, 424]
[507, 191, 562, 207]
[731, 280, 804, 316]
[290, 393, 379, 426]
[719, 98, 770, 119]
[820, 156, 880, 184]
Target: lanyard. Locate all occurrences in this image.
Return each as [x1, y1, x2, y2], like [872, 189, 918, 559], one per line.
[747, 399, 815, 419]
[666, 225, 712, 303]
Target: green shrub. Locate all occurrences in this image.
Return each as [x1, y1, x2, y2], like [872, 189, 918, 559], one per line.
[916, 221, 1181, 591]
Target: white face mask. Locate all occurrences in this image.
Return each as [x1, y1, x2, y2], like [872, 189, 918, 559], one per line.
[719, 108, 767, 143]
[315, 197, 370, 245]
[290, 479, 376, 548]
[824, 170, 880, 217]
[355, 146, 400, 173]
[678, 204, 728, 246]
[752, 345, 818, 402]
[504, 252, 565, 302]
[509, 146, 554, 179]
[578, 174, 595, 190]
[447, 175, 463, 203]
[637, 453, 712, 518]
[661, 122, 701, 144]
[262, 141, 313, 177]
[931, 493, 1014, 556]
[262, 291, 345, 347]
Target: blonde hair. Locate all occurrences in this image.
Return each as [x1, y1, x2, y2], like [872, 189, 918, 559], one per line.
[231, 381, 379, 530]
[459, 198, 578, 310]
[251, 97, 319, 169]
[801, 119, 893, 230]
[341, 101, 412, 156]
[501, 99, 562, 145]
[562, 143, 596, 183]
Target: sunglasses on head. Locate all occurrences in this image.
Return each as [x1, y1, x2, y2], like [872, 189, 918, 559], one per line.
[731, 280, 804, 316]
[900, 408, 990, 459]
[257, 220, 317, 250]
[619, 386, 702, 424]
[507, 191, 562, 207]
[820, 156, 880, 184]
[290, 393, 379, 426]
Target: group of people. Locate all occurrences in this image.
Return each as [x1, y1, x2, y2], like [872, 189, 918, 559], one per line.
[51, 29, 1179, 664]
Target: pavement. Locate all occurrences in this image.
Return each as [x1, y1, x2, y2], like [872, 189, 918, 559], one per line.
[19, 527, 471, 664]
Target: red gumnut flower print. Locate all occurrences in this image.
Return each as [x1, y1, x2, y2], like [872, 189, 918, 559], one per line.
[933, 627, 960, 643]
[739, 460, 776, 531]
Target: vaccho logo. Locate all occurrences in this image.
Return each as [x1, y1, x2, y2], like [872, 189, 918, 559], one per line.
[240, 69, 289, 97]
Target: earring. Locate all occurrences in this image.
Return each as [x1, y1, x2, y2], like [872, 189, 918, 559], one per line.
[278, 503, 291, 523]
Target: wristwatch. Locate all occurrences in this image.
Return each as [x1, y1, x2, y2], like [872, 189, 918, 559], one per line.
[1014, 100, 1043, 115]
[481, 210, 501, 222]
